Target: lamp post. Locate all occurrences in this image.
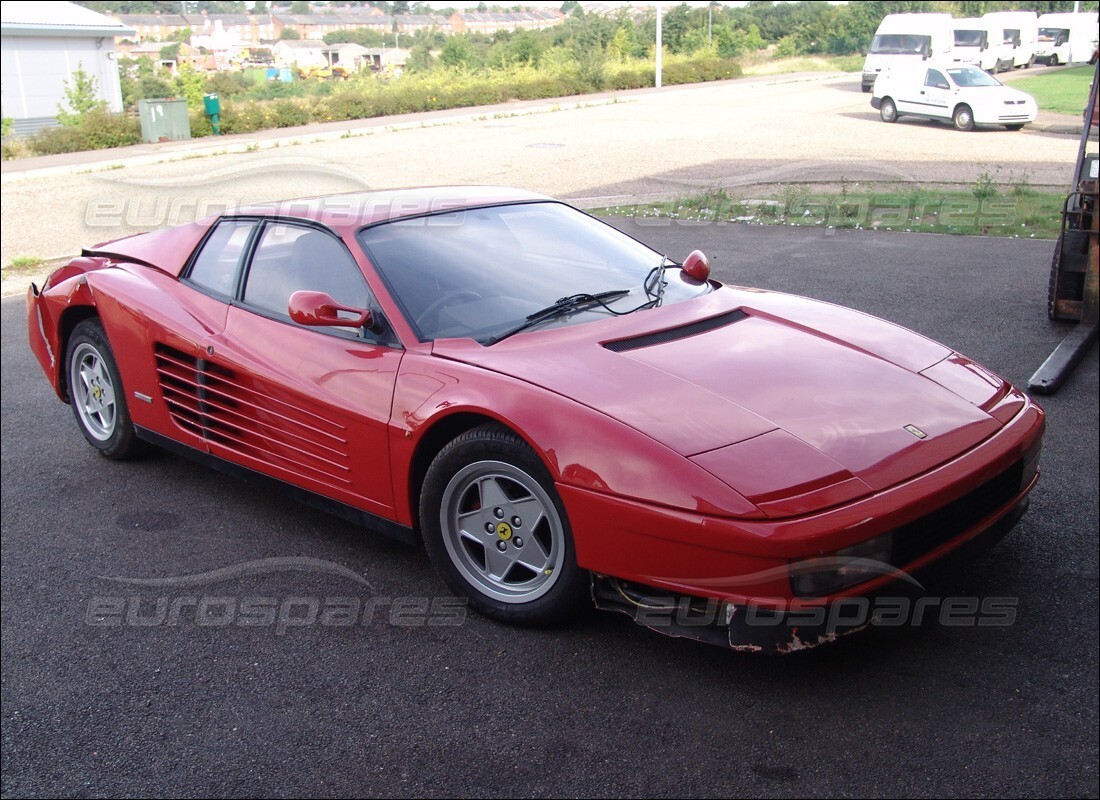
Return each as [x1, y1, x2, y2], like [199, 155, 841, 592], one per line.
[655, 2, 662, 89]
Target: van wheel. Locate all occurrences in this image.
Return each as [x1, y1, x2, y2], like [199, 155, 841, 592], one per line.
[1049, 55, 1059, 67]
[953, 105, 975, 132]
[879, 98, 898, 123]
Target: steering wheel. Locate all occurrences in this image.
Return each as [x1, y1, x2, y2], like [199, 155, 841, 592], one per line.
[415, 290, 484, 333]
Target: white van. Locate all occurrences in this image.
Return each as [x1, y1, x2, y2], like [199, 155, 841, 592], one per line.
[982, 10, 1039, 70]
[871, 62, 1038, 131]
[1035, 12, 1100, 66]
[861, 13, 955, 93]
[952, 18, 997, 72]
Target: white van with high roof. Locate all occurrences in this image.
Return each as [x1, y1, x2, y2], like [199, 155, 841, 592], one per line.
[1035, 12, 1099, 66]
[861, 13, 955, 93]
[952, 18, 997, 72]
[982, 10, 1039, 71]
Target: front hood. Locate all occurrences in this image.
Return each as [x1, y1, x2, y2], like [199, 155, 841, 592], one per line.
[433, 288, 1008, 508]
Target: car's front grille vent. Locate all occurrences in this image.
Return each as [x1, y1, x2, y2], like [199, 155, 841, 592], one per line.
[153, 343, 352, 490]
[892, 459, 1024, 567]
[603, 309, 747, 353]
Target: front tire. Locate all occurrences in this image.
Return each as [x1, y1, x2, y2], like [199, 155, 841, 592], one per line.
[65, 319, 147, 460]
[880, 97, 898, 123]
[953, 104, 975, 131]
[420, 424, 590, 625]
[1049, 55, 1059, 67]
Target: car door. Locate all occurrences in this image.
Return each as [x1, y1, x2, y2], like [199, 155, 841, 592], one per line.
[200, 220, 404, 519]
[916, 68, 952, 120]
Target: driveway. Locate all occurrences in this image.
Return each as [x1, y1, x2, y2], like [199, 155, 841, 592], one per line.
[0, 71, 1084, 268]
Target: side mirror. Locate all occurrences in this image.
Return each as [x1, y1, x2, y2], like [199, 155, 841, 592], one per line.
[681, 250, 711, 282]
[288, 290, 372, 329]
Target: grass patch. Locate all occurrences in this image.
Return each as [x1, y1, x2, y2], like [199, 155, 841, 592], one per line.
[594, 184, 1066, 239]
[7, 255, 46, 270]
[1007, 66, 1093, 115]
[741, 54, 863, 76]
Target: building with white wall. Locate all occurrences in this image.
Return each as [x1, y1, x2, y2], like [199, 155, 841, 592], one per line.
[1, 1, 134, 135]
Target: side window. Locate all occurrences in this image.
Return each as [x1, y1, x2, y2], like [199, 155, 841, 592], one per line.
[187, 220, 256, 297]
[925, 69, 948, 89]
[243, 223, 369, 319]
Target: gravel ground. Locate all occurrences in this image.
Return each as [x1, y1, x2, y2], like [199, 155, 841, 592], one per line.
[0, 71, 1085, 273]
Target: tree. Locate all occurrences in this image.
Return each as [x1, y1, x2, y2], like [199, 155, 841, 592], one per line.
[279, 28, 301, 40]
[440, 36, 475, 69]
[290, 1, 311, 13]
[174, 61, 206, 109]
[56, 66, 106, 127]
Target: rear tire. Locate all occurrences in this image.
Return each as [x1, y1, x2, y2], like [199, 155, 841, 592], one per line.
[65, 319, 148, 460]
[953, 104, 975, 131]
[879, 97, 898, 123]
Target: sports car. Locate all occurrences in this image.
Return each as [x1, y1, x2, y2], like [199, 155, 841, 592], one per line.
[27, 187, 1044, 652]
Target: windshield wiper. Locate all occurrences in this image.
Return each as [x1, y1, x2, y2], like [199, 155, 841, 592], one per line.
[644, 260, 676, 308]
[484, 289, 630, 345]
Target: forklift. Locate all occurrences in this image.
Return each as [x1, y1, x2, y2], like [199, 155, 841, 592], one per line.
[1029, 60, 1100, 394]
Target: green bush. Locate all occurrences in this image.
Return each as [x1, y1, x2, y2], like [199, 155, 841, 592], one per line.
[27, 109, 141, 155]
[80, 108, 142, 149]
[269, 98, 311, 128]
[5, 55, 745, 157]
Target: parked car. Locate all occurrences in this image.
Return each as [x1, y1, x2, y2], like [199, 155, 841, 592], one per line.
[872, 62, 1038, 131]
[27, 187, 1044, 652]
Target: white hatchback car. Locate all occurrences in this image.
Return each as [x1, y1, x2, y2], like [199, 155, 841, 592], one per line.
[871, 63, 1038, 131]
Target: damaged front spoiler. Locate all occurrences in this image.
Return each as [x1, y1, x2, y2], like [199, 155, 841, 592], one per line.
[591, 574, 866, 654]
[592, 496, 1029, 654]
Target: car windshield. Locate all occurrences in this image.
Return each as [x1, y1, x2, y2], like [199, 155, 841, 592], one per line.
[870, 34, 931, 55]
[947, 67, 1002, 87]
[358, 202, 709, 343]
[953, 30, 985, 47]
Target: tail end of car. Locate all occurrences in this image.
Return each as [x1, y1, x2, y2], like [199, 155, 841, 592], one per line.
[26, 256, 112, 401]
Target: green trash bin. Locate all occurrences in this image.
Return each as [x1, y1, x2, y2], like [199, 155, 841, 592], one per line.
[137, 98, 191, 143]
[203, 93, 222, 136]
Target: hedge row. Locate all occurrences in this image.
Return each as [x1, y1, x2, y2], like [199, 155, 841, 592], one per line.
[10, 58, 742, 157]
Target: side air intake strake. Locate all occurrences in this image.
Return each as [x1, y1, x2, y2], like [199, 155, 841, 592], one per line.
[602, 309, 747, 353]
[154, 343, 352, 489]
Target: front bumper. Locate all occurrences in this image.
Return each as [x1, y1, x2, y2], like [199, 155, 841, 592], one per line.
[592, 497, 1030, 653]
[567, 396, 1043, 652]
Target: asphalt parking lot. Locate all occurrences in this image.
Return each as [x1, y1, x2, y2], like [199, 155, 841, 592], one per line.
[1, 222, 1096, 798]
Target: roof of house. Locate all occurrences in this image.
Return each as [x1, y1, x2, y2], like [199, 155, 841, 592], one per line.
[1, 0, 135, 37]
[274, 38, 327, 49]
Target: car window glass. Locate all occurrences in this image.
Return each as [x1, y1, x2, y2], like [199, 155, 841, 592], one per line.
[243, 223, 369, 319]
[925, 69, 948, 89]
[187, 220, 255, 297]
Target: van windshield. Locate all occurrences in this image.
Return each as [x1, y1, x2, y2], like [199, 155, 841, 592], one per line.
[954, 30, 985, 47]
[1038, 27, 1067, 42]
[870, 34, 932, 55]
